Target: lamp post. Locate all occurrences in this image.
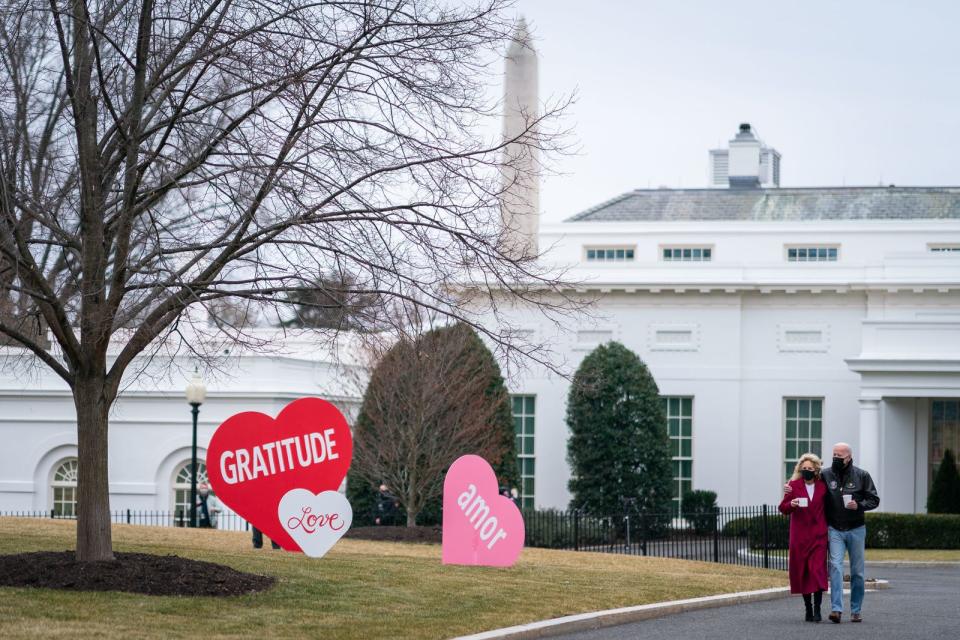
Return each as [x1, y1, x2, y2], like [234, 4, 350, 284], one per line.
[185, 370, 207, 527]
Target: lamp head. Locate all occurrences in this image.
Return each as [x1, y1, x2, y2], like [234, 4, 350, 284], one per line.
[185, 370, 207, 405]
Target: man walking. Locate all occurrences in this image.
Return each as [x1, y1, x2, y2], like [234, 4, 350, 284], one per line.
[788, 442, 879, 623]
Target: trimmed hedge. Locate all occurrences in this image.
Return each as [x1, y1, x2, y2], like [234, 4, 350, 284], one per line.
[682, 490, 718, 535]
[523, 509, 675, 548]
[865, 512, 960, 549]
[522, 509, 614, 549]
[722, 511, 960, 549]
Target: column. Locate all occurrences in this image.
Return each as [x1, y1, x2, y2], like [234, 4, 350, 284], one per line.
[858, 398, 881, 480]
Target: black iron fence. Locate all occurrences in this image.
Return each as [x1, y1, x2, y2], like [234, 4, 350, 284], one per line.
[1, 509, 251, 531]
[523, 505, 789, 571]
[2, 504, 789, 570]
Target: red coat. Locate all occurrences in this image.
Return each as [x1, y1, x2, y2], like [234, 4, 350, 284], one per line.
[779, 478, 829, 594]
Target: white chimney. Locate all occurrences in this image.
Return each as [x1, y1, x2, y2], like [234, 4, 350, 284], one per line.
[709, 123, 781, 188]
[728, 123, 761, 188]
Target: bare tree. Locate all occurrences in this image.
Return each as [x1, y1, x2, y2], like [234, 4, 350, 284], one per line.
[0, 1, 573, 560]
[351, 323, 514, 526]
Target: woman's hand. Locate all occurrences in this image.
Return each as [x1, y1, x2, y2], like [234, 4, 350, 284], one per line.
[790, 498, 801, 508]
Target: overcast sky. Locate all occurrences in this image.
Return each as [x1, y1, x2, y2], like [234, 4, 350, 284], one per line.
[507, 0, 960, 223]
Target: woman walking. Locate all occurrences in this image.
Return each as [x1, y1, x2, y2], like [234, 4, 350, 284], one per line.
[779, 453, 829, 622]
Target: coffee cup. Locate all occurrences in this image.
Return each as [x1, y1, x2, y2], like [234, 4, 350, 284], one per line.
[797, 497, 808, 508]
[842, 494, 853, 504]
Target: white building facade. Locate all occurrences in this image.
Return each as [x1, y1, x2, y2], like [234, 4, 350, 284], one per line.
[498, 185, 960, 515]
[0, 332, 362, 522]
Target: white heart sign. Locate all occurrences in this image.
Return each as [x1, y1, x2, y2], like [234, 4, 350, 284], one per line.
[278, 489, 353, 558]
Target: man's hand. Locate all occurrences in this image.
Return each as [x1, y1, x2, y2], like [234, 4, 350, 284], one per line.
[845, 500, 858, 510]
[783, 483, 793, 495]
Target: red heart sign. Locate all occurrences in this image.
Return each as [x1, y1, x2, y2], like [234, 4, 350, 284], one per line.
[206, 397, 353, 551]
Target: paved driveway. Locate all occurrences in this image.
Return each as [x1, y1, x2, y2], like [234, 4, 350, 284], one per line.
[553, 566, 960, 640]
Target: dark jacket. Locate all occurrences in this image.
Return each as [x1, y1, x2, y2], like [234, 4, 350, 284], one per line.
[821, 464, 880, 531]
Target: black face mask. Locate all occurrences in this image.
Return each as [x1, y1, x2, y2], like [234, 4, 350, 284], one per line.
[832, 456, 847, 473]
[801, 469, 816, 481]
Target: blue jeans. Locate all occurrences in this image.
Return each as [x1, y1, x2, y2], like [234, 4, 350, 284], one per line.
[828, 525, 866, 614]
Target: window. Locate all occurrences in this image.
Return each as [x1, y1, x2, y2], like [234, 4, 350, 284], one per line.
[786, 246, 838, 262]
[662, 246, 712, 262]
[173, 461, 209, 524]
[929, 244, 960, 253]
[661, 397, 693, 517]
[512, 395, 535, 509]
[930, 400, 960, 490]
[585, 246, 635, 262]
[51, 458, 78, 517]
[784, 398, 823, 479]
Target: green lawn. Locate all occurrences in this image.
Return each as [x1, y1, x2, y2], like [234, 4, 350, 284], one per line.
[862, 549, 960, 562]
[0, 518, 786, 639]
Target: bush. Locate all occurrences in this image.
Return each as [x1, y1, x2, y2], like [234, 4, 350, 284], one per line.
[748, 514, 789, 550]
[566, 342, 672, 517]
[927, 449, 960, 514]
[865, 512, 960, 549]
[720, 511, 960, 550]
[682, 490, 718, 535]
[523, 509, 615, 549]
[718, 512, 789, 549]
[720, 516, 753, 537]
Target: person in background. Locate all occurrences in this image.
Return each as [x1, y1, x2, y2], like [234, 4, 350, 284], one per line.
[195, 482, 221, 528]
[779, 453, 829, 623]
[375, 484, 399, 525]
[252, 527, 281, 550]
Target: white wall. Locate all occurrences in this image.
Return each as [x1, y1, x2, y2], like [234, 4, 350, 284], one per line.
[501, 290, 872, 509]
[0, 333, 363, 514]
[488, 215, 960, 512]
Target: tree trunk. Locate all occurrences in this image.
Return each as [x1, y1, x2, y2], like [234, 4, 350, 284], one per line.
[406, 507, 417, 527]
[73, 376, 114, 561]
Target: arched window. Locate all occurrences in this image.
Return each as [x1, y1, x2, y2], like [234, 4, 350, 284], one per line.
[51, 458, 78, 517]
[172, 462, 208, 522]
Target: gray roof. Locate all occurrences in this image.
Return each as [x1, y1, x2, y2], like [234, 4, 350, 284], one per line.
[566, 187, 960, 223]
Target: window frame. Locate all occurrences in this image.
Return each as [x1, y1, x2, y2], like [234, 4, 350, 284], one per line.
[783, 397, 824, 480]
[50, 458, 79, 518]
[660, 245, 714, 262]
[583, 245, 636, 262]
[785, 245, 840, 262]
[661, 396, 693, 518]
[511, 395, 536, 510]
[172, 461, 210, 519]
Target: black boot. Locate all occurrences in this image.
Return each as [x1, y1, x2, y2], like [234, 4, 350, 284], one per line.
[803, 594, 814, 622]
[813, 590, 823, 622]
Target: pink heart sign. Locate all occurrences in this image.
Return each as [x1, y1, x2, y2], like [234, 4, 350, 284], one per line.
[442, 454, 524, 567]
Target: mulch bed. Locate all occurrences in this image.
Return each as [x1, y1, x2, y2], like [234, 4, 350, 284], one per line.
[0, 551, 274, 596]
[345, 525, 442, 544]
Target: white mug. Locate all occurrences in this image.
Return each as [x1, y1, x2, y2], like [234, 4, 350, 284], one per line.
[797, 497, 809, 508]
